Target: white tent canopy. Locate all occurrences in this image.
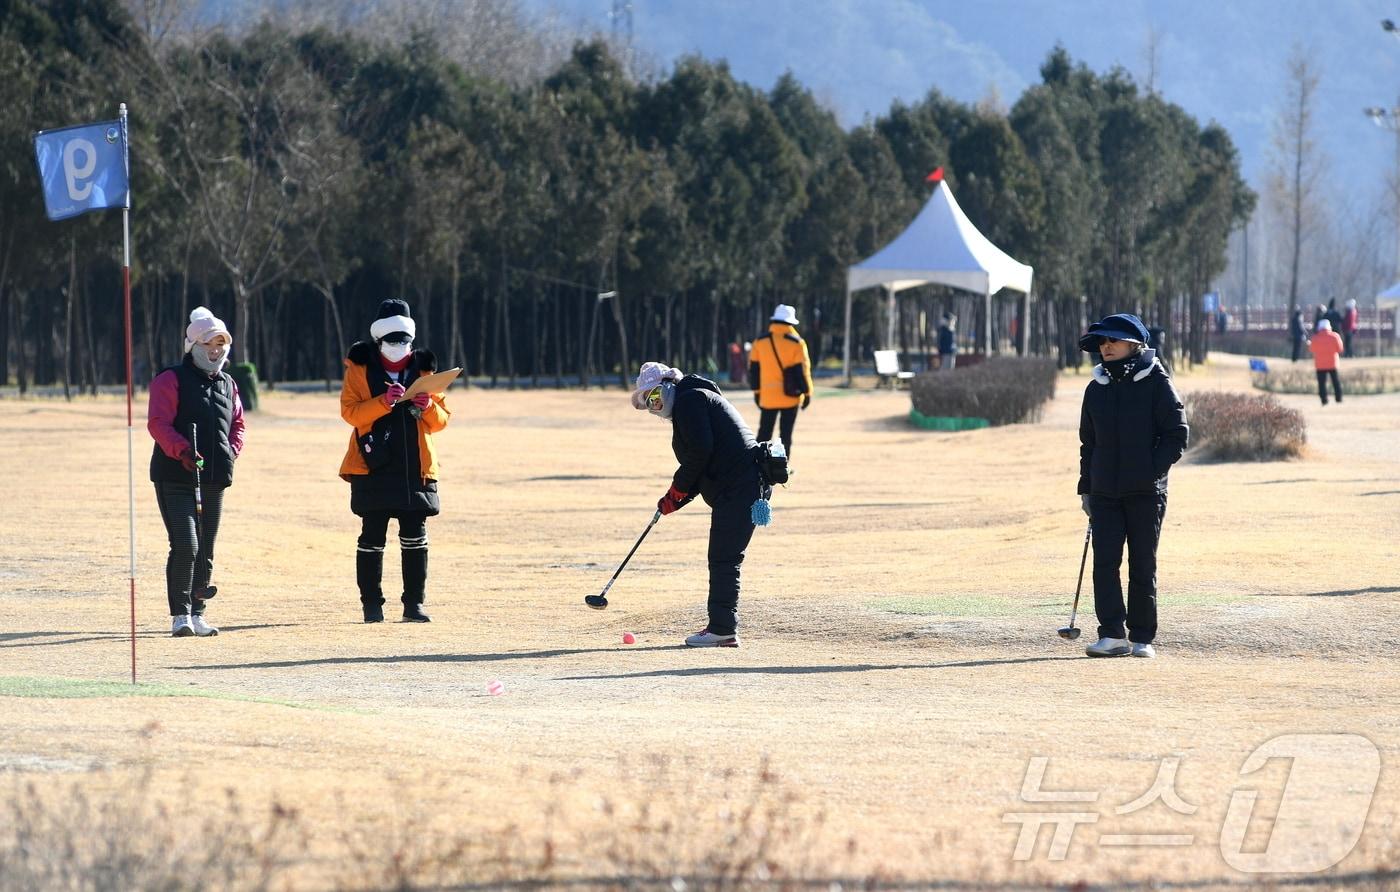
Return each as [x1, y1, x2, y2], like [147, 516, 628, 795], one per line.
[1377, 280, 1400, 309]
[842, 179, 1034, 381]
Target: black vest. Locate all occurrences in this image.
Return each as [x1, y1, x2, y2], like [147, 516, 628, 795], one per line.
[149, 355, 237, 487]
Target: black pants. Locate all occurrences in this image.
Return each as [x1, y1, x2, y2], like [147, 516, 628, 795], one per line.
[1317, 369, 1342, 404]
[757, 407, 798, 457]
[154, 481, 225, 617]
[1089, 492, 1167, 644]
[357, 511, 429, 607]
[705, 470, 761, 635]
[1291, 336, 1303, 362]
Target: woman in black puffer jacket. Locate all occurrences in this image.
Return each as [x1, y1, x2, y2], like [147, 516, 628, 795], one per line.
[1077, 313, 1188, 660]
[630, 361, 762, 648]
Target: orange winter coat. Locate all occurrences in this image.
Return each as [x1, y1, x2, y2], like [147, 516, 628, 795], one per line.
[749, 322, 814, 410]
[1308, 330, 1344, 372]
[339, 353, 450, 481]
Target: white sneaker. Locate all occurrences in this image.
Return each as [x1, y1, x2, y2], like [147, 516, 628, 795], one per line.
[1132, 642, 1155, 658]
[190, 614, 219, 637]
[1085, 636, 1130, 657]
[171, 615, 194, 637]
[684, 629, 739, 648]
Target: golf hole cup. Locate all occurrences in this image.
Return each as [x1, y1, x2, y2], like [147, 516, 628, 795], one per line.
[486, 679, 505, 696]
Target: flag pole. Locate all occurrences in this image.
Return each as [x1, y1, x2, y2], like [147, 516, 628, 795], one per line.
[120, 102, 137, 685]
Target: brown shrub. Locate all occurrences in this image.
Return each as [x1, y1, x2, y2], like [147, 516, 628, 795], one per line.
[909, 357, 1058, 426]
[1185, 391, 1306, 461]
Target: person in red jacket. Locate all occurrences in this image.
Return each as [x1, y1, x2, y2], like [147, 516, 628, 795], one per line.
[1308, 319, 1345, 405]
[147, 307, 246, 638]
[1342, 299, 1360, 357]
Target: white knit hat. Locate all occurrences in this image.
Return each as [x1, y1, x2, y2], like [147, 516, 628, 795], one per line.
[630, 361, 683, 409]
[1316, 319, 1332, 332]
[770, 304, 799, 325]
[369, 298, 416, 342]
[184, 307, 231, 353]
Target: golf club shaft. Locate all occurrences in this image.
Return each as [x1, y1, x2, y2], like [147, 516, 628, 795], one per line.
[191, 422, 204, 541]
[598, 510, 661, 598]
[1068, 522, 1091, 626]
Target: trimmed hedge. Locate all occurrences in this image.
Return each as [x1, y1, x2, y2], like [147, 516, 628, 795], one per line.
[908, 357, 1057, 427]
[1185, 391, 1305, 461]
[229, 361, 259, 411]
[1252, 364, 1400, 396]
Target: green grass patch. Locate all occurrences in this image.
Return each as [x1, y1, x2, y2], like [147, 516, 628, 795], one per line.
[0, 675, 344, 711]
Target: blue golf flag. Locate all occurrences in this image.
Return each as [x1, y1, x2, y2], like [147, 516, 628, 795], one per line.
[33, 119, 129, 221]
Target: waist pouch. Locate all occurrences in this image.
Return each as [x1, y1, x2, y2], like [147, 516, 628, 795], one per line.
[357, 426, 395, 472]
[752, 441, 789, 486]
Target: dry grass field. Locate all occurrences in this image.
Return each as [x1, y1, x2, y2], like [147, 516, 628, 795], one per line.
[3, 354, 1400, 890]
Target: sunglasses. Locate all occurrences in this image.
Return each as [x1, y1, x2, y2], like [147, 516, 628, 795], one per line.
[645, 385, 664, 409]
[379, 332, 413, 345]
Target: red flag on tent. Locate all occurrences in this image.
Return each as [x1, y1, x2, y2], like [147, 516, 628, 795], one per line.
[925, 167, 944, 183]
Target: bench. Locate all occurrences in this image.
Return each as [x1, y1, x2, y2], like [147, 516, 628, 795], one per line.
[874, 350, 915, 388]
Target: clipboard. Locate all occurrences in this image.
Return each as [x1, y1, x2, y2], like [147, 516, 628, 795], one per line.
[401, 367, 462, 399]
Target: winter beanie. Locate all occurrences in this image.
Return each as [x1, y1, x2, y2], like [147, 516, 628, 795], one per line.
[1316, 319, 1333, 332]
[370, 298, 415, 342]
[630, 361, 684, 409]
[184, 307, 231, 353]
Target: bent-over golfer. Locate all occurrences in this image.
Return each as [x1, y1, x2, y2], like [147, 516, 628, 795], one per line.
[147, 307, 245, 638]
[632, 361, 762, 647]
[1077, 313, 1188, 658]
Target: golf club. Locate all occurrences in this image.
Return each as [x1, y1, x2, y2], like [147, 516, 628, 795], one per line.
[1057, 522, 1092, 641]
[190, 423, 214, 601]
[585, 510, 662, 610]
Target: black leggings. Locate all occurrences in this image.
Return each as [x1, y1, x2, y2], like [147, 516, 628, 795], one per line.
[154, 481, 225, 617]
[757, 407, 798, 457]
[1089, 492, 1166, 644]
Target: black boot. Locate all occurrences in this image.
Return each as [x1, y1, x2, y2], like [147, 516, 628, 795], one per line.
[357, 549, 385, 623]
[401, 547, 430, 622]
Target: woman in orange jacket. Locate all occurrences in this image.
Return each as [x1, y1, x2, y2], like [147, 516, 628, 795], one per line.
[340, 299, 451, 623]
[748, 304, 814, 456]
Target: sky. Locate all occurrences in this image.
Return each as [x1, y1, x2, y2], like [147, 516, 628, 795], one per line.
[526, 0, 1400, 202]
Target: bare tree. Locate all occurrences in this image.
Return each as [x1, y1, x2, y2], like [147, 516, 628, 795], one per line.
[1267, 44, 1325, 310]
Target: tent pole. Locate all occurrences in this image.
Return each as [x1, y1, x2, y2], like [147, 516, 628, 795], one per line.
[983, 288, 992, 355]
[1021, 290, 1032, 355]
[842, 283, 853, 385]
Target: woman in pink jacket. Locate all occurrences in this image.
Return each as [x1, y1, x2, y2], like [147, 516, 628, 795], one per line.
[1308, 319, 1345, 405]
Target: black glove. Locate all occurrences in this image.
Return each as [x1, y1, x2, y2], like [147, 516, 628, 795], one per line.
[753, 393, 761, 408]
[801, 393, 811, 410]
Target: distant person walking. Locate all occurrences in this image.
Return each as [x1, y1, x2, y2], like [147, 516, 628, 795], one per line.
[1342, 299, 1360, 357]
[1290, 306, 1306, 363]
[1308, 319, 1345, 406]
[1076, 313, 1188, 659]
[147, 307, 246, 638]
[1324, 298, 1344, 337]
[748, 304, 813, 457]
[937, 313, 957, 370]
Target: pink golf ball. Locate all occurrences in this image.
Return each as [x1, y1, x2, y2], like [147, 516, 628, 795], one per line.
[486, 679, 505, 696]
[622, 632, 636, 645]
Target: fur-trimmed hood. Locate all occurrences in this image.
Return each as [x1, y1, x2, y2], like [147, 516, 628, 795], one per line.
[1091, 348, 1161, 385]
[346, 340, 437, 372]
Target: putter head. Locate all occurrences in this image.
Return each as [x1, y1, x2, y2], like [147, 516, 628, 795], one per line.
[1057, 626, 1082, 641]
[584, 594, 609, 610]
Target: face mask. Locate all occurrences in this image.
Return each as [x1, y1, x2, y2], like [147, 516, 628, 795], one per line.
[192, 345, 228, 374]
[646, 381, 677, 419]
[380, 342, 412, 363]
